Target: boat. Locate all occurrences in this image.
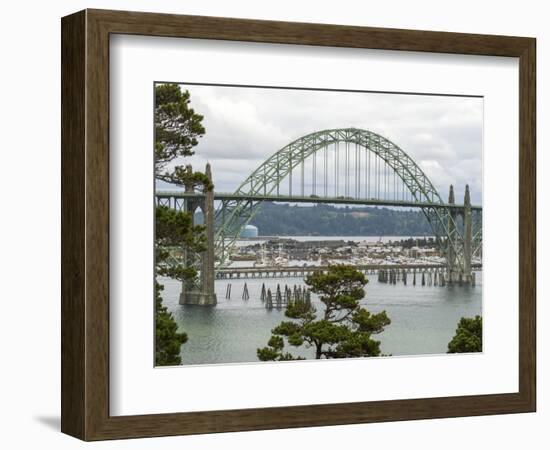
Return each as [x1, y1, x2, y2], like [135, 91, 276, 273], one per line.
[254, 243, 269, 268]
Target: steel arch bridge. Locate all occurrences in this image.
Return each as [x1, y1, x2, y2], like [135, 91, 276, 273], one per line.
[213, 127, 482, 275]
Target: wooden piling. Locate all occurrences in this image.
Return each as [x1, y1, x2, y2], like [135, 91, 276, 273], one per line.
[260, 283, 266, 302]
[266, 288, 273, 309]
[242, 282, 249, 300]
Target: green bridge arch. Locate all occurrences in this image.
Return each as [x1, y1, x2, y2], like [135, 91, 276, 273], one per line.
[215, 127, 476, 271]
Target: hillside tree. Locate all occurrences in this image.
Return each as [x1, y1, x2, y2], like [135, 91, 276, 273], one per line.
[447, 315, 482, 353]
[154, 83, 210, 365]
[155, 83, 206, 183]
[257, 265, 391, 361]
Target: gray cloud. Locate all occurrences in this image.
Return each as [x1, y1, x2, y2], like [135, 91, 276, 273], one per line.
[164, 84, 483, 204]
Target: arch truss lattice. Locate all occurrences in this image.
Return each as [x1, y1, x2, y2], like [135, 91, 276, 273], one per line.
[214, 128, 481, 276]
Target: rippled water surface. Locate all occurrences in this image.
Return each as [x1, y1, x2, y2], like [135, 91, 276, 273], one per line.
[160, 269, 482, 365]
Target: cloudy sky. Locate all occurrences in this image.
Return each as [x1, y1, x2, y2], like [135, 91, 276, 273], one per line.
[158, 83, 483, 204]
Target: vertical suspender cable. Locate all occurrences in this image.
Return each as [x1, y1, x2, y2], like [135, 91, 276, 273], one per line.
[393, 168, 396, 202]
[357, 143, 361, 198]
[345, 141, 349, 197]
[386, 159, 388, 200]
[289, 148, 292, 196]
[301, 145, 304, 196]
[324, 145, 327, 198]
[276, 153, 280, 196]
[335, 142, 339, 197]
[365, 147, 370, 198]
[374, 153, 379, 198]
[367, 147, 370, 199]
[313, 142, 317, 196]
[377, 154, 380, 198]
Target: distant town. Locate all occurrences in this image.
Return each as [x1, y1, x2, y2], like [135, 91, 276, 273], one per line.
[230, 234, 469, 268]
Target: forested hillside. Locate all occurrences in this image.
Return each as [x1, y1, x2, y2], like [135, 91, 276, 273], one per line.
[250, 203, 432, 236]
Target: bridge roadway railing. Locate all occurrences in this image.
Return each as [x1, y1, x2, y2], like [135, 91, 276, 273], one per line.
[215, 263, 482, 280]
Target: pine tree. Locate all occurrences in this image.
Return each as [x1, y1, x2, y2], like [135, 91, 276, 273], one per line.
[447, 315, 482, 353]
[155, 283, 187, 366]
[154, 83, 209, 365]
[155, 83, 206, 181]
[257, 265, 391, 361]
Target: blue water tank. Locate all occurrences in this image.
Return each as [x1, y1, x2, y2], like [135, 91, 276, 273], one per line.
[240, 224, 259, 238]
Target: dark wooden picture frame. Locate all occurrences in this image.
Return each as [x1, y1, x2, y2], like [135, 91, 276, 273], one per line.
[61, 9, 536, 441]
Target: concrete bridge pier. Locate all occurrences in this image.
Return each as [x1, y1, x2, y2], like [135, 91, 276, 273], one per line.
[445, 184, 474, 286]
[462, 184, 474, 286]
[445, 185, 459, 284]
[179, 163, 217, 306]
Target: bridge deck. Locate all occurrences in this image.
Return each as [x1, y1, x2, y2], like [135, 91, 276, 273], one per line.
[215, 263, 482, 279]
[156, 191, 482, 211]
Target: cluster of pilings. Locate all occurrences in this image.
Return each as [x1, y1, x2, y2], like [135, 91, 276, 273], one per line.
[242, 283, 250, 300]
[225, 282, 252, 300]
[378, 268, 454, 287]
[260, 283, 312, 310]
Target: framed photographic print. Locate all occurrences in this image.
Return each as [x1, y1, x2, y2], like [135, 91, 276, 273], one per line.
[61, 9, 536, 441]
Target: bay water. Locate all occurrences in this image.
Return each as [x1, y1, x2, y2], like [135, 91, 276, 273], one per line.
[160, 236, 482, 365]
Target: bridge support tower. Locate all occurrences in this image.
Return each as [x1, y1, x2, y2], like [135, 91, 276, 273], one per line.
[179, 163, 217, 306]
[463, 184, 473, 285]
[445, 184, 474, 286]
[446, 185, 458, 283]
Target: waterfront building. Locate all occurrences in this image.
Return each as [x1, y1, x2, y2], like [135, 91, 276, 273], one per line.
[240, 224, 259, 238]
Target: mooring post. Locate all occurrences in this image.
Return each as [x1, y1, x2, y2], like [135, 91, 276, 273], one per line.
[276, 284, 282, 308]
[260, 283, 266, 302]
[266, 289, 273, 310]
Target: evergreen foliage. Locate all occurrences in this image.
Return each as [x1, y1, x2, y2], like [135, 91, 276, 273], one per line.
[155, 283, 188, 366]
[155, 205, 208, 285]
[257, 265, 391, 361]
[154, 83, 209, 366]
[447, 315, 482, 353]
[155, 83, 206, 181]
